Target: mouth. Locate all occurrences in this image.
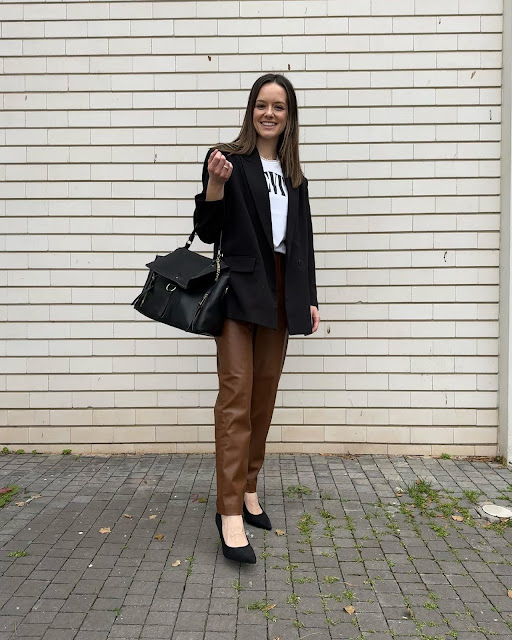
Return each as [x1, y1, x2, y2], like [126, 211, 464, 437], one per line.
[260, 121, 277, 128]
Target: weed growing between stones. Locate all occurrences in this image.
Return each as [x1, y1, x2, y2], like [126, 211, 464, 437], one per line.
[8, 550, 28, 558]
[430, 523, 449, 538]
[291, 575, 314, 584]
[406, 478, 440, 512]
[1, 448, 25, 455]
[424, 591, 440, 610]
[247, 599, 277, 622]
[185, 555, 194, 576]
[345, 514, 356, 533]
[0, 486, 19, 508]
[285, 484, 312, 498]
[320, 505, 340, 550]
[286, 593, 300, 607]
[462, 489, 483, 504]
[297, 513, 317, 545]
[484, 519, 512, 535]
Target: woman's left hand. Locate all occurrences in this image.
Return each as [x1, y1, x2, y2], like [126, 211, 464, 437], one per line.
[310, 306, 320, 333]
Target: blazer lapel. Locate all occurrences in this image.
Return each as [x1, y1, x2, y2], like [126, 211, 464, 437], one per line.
[240, 149, 274, 252]
[285, 176, 298, 255]
[240, 149, 300, 256]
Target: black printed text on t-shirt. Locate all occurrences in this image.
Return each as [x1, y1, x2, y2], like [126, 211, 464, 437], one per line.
[263, 171, 286, 196]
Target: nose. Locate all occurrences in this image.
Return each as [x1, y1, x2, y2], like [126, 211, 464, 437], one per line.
[264, 105, 274, 118]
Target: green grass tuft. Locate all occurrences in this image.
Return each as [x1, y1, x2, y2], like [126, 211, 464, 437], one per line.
[285, 484, 312, 498]
[0, 486, 19, 508]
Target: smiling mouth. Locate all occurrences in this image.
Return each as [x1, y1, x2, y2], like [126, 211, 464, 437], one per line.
[261, 122, 277, 128]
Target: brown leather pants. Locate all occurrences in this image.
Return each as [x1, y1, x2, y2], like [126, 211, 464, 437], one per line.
[214, 252, 288, 515]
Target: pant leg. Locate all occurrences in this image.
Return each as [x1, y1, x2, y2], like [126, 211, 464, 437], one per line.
[246, 253, 289, 493]
[214, 318, 254, 515]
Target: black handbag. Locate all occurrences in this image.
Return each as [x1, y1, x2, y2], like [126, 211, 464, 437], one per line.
[131, 229, 230, 336]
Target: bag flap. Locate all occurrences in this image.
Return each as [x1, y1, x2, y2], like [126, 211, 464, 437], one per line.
[146, 248, 227, 289]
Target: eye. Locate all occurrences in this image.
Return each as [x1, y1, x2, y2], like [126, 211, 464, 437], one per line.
[256, 103, 266, 109]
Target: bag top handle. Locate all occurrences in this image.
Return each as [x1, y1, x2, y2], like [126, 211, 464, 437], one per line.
[184, 228, 196, 249]
[184, 227, 223, 259]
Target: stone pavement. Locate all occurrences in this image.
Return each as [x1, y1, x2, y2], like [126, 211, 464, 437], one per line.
[1, 453, 512, 640]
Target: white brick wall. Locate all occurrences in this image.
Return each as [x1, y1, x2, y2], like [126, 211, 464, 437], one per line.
[1, 0, 503, 455]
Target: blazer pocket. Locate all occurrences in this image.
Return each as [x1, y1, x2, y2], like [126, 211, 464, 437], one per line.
[223, 255, 256, 272]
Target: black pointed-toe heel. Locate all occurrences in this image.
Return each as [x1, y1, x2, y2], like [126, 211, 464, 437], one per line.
[215, 513, 256, 564]
[243, 502, 272, 530]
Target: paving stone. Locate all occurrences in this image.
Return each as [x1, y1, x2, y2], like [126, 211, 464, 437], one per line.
[81, 611, 117, 631]
[34, 598, 67, 612]
[42, 630, 79, 640]
[235, 625, 268, 640]
[180, 598, 210, 613]
[140, 625, 174, 638]
[207, 599, 237, 615]
[170, 633, 204, 640]
[204, 633, 236, 640]
[93, 599, 125, 612]
[24, 610, 58, 624]
[75, 631, 108, 640]
[58, 595, 95, 613]
[51, 612, 87, 629]
[14, 622, 50, 636]
[0, 596, 39, 615]
[174, 611, 207, 632]
[43, 584, 76, 600]
[149, 599, 180, 613]
[108, 623, 142, 638]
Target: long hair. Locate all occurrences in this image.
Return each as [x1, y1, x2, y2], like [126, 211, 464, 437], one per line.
[215, 73, 303, 188]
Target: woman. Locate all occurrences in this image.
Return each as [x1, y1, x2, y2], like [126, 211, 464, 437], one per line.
[193, 73, 320, 563]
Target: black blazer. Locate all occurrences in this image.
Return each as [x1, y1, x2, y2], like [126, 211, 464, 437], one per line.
[193, 147, 318, 336]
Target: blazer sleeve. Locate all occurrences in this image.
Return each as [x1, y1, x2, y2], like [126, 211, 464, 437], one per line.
[193, 148, 226, 244]
[305, 178, 319, 309]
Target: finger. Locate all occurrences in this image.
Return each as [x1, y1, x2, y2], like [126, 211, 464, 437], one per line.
[208, 149, 220, 166]
[209, 151, 224, 171]
[213, 152, 226, 168]
[218, 159, 232, 178]
[311, 309, 319, 333]
[215, 160, 229, 178]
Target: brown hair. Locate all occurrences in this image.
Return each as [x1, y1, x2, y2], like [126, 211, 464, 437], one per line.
[215, 73, 303, 188]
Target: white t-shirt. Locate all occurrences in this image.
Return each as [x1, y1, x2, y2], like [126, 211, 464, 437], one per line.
[260, 156, 288, 254]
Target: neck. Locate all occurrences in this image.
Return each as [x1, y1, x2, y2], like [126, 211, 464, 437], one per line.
[256, 140, 278, 160]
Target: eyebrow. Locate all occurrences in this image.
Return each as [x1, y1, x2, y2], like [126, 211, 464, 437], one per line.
[256, 100, 286, 105]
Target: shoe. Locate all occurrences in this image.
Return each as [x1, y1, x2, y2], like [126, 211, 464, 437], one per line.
[215, 513, 256, 564]
[243, 501, 272, 530]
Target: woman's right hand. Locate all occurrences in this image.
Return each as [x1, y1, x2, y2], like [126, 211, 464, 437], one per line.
[208, 149, 233, 186]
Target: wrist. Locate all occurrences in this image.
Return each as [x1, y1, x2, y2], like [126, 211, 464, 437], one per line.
[206, 180, 224, 202]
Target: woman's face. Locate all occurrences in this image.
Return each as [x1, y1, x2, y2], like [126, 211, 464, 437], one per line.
[252, 83, 288, 142]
